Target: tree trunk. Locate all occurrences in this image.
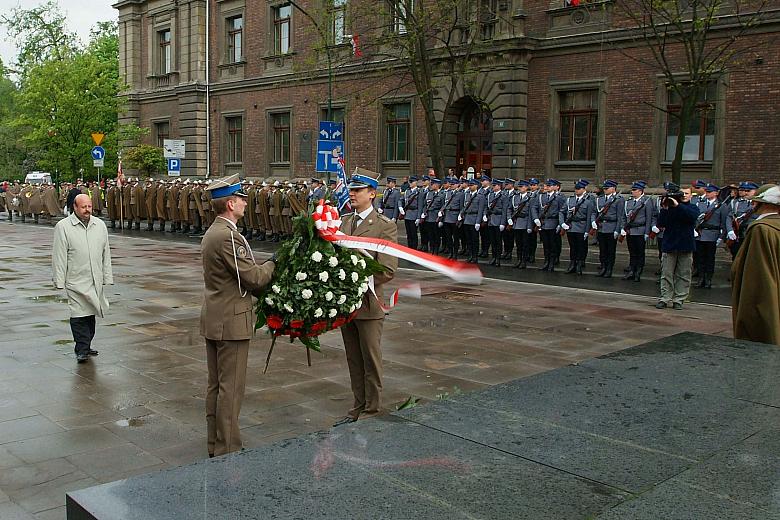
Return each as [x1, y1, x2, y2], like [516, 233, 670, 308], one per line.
[670, 92, 698, 186]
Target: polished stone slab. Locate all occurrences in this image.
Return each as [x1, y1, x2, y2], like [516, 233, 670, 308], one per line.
[66, 333, 778, 519]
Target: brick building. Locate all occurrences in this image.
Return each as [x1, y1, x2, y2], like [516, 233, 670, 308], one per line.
[114, 0, 779, 185]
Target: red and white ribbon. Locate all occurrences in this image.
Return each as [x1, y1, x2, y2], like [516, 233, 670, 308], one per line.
[312, 200, 483, 287]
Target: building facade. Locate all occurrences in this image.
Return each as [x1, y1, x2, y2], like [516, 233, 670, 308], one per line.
[114, 0, 780, 184]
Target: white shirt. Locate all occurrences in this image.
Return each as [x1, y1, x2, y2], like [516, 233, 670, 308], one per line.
[354, 207, 373, 228]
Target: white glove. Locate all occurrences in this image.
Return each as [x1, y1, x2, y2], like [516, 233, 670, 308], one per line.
[527, 228, 532, 234]
[377, 208, 383, 214]
[437, 211, 443, 218]
[651, 225, 660, 234]
[643, 234, 649, 241]
[556, 226, 561, 233]
[399, 208, 405, 216]
[475, 224, 480, 231]
[620, 229, 627, 237]
[716, 238, 723, 246]
[583, 233, 589, 239]
[415, 219, 420, 226]
[421, 213, 427, 220]
[457, 214, 463, 222]
[438, 221, 444, 228]
[534, 219, 541, 227]
[391, 218, 397, 223]
[482, 215, 488, 222]
[591, 221, 598, 230]
[613, 231, 619, 239]
[499, 225, 505, 232]
[727, 230, 737, 241]
[507, 219, 514, 226]
[561, 223, 570, 231]
[694, 230, 699, 238]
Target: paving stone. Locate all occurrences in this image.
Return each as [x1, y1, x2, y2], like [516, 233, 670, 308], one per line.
[0, 416, 64, 446]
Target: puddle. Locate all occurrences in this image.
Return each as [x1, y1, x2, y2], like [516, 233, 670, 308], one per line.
[0, 268, 14, 273]
[28, 295, 68, 303]
[115, 417, 147, 427]
[31, 324, 50, 328]
[54, 339, 72, 345]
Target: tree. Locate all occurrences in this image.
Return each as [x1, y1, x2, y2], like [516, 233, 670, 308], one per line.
[0, 61, 26, 180]
[122, 144, 167, 177]
[613, 0, 769, 184]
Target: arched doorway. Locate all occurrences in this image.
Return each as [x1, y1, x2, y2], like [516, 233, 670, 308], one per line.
[456, 98, 493, 176]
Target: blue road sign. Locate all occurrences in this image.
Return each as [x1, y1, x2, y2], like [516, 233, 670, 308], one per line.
[319, 121, 344, 141]
[167, 158, 181, 176]
[316, 140, 344, 173]
[91, 146, 106, 160]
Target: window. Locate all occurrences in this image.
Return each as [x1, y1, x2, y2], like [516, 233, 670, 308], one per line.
[273, 4, 292, 54]
[226, 116, 243, 164]
[480, 0, 498, 40]
[226, 16, 243, 63]
[154, 121, 170, 148]
[558, 90, 598, 162]
[330, 0, 347, 44]
[158, 29, 172, 74]
[385, 103, 411, 162]
[392, 0, 412, 34]
[272, 112, 291, 163]
[665, 82, 717, 162]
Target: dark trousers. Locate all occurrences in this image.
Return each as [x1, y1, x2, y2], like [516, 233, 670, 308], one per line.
[502, 228, 514, 255]
[404, 219, 418, 250]
[419, 218, 430, 250]
[567, 231, 588, 264]
[443, 222, 456, 254]
[70, 315, 96, 355]
[697, 240, 717, 275]
[450, 223, 463, 253]
[424, 222, 440, 254]
[597, 232, 618, 269]
[656, 236, 664, 261]
[627, 234, 647, 271]
[540, 229, 556, 261]
[513, 229, 530, 263]
[553, 232, 562, 260]
[479, 223, 489, 254]
[527, 230, 538, 260]
[465, 225, 479, 259]
[488, 225, 502, 258]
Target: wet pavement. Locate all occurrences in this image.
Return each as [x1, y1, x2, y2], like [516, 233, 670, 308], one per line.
[0, 219, 733, 519]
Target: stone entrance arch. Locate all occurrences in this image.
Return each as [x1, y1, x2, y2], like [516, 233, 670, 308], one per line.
[444, 96, 494, 177]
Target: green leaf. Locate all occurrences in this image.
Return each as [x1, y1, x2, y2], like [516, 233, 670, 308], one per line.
[396, 396, 420, 411]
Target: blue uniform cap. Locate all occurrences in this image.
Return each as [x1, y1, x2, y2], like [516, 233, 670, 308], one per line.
[516, 179, 529, 187]
[481, 175, 491, 182]
[328, 179, 337, 185]
[409, 176, 418, 182]
[664, 182, 680, 192]
[347, 167, 380, 189]
[575, 179, 590, 190]
[504, 178, 515, 185]
[693, 179, 707, 188]
[207, 174, 247, 199]
[704, 183, 720, 192]
[431, 178, 443, 185]
[468, 178, 480, 186]
[492, 178, 504, 186]
[631, 181, 646, 191]
[386, 176, 397, 183]
[602, 179, 617, 189]
[310, 177, 321, 183]
[545, 178, 560, 186]
[739, 181, 758, 190]
[421, 175, 430, 182]
[528, 178, 540, 185]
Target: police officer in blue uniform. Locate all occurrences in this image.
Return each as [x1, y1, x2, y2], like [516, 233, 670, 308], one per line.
[478, 175, 492, 257]
[400, 176, 421, 249]
[309, 178, 325, 204]
[592, 180, 624, 278]
[460, 179, 485, 264]
[378, 176, 400, 221]
[525, 178, 541, 263]
[443, 177, 464, 258]
[560, 179, 595, 275]
[621, 181, 654, 282]
[485, 178, 508, 266]
[422, 177, 445, 255]
[727, 181, 759, 258]
[501, 179, 516, 260]
[694, 183, 733, 288]
[533, 179, 564, 272]
[506, 179, 534, 269]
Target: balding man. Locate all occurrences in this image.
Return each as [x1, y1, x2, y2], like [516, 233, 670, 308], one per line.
[52, 194, 114, 363]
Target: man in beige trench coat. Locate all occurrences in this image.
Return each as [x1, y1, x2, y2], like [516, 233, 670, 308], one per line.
[52, 194, 114, 363]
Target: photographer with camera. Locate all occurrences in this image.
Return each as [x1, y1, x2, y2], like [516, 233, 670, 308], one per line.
[655, 184, 700, 310]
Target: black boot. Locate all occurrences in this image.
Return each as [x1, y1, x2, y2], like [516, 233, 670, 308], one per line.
[603, 264, 613, 278]
[622, 268, 635, 280]
[698, 275, 706, 288]
[109, 221, 115, 228]
[704, 273, 712, 289]
[633, 268, 643, 282]
[596, 265, 606, 277]
[147, 222, 154, 231]
[576, 261, 584, 275]
[565, 262, 576, 274]
[134, 221, 141, 230]
[513, 259, 526, 269]
[258, 232, 267, 241]
[539, 257, 550, 271]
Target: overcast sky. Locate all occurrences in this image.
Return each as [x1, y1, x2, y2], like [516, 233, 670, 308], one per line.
[1, 0, 117, 71]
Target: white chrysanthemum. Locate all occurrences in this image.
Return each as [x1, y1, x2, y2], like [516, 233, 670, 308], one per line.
[265, 297, 274, 305]
[325, 291, 334, 301]
[351, 272, 359, 282]
[284, 303, 294, 313]
[338, 269, 346, 280]
[337, 295, 347, 304]
[319, 271, 329, 282]
[351, 255, 359, 265]
[360, 282, 369, 292]
[301, 289, 313, 299]
[358, 259, 366, 269]
[328, 256, 338, 267]
[272, 285, 281, 294]
[328, 309, 337, 318]
[314, 308, 323, 318]
[295, 272, 307, 281]
[349, 304, 357, 312]
[311, 251, 323, 262]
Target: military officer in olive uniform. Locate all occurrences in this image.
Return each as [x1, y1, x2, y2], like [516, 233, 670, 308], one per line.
[200, 174, 276, 457]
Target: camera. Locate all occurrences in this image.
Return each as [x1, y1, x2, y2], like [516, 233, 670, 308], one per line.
[661, 182, 685, 207]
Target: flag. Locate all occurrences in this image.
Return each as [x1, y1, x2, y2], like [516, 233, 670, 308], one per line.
[117, 160, 124, 188]
[334, 154, 351, 212]
[351, 34, 362, 58]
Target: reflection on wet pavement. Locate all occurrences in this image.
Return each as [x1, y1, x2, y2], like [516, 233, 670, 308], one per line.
[0, 220, 732, 519]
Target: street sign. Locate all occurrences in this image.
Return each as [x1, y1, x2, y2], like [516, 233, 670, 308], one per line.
[316, 140, 344, 173]
[91, 146, 105, 160]
[163, 139, 186, 158]
[91, 133, 105, 146]
[93, 159, 104, 167]
[319, 121, 344, 141]
[167, 158, 181, 177]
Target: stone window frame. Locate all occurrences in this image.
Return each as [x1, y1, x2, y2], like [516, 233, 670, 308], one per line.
[651, 72, 727, 183]
[389, 0, 414, 35]
[378, 97, 414, 175]
[219, 3, 246, 66]
[222, 111, 245, 167]
[546, 78, 607, 180]
[266, 107, 294, 177]
[269, 2, 293, 56]
[148, 18, 176, 78]
[325, 0, 349, 45]
[151, 118, 172, 149]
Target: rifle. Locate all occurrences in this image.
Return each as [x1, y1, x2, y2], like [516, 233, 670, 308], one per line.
[484, 192, 503, 223]
[534, 194, 556, 232]
[618, 197, 648, 243]
[507, 195, 531, 229]
[589, 195, 618, 236]
[727, 204, 755, 247]
[559, 196, 586, 236]
[456, 190, 478, 228]
[694, 195, 732, 233]
[436, 190, 457, 224]
[402, 190, 418, 212]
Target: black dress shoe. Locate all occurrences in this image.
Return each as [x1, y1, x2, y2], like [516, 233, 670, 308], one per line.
[333, 416, 357, 427]
[88, 349, 99, 356]
[76, 353, 89, 363]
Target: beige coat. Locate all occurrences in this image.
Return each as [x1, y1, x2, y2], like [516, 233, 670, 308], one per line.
[200, 217, 275, 341]
[52, 214, 114, 318]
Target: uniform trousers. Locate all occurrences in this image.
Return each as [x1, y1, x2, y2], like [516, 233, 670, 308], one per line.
[626, 234, 647, 271]
[567, 231, 588, 264]
[488, 225, 503, 258]
[205, 338, 249, 457]
[70, 315, 96, 356]
[513, 229, 530, 263]
[696, 240, 717, 276]
[464, 224, 479, 259]
[540, 229, 557, 261]
[479, 223, 489, 254]
[442, 222, 456, 253]
[419, 217, 430, 250]
[597, 232, 618, 269]
[424, 222, 440, 254]
[660, 252, 693, 305]
[341, 318, 384, 419]
[404, 219, 418, 249]
[502, 228, 514, 255]
[526, 230, 538, 260]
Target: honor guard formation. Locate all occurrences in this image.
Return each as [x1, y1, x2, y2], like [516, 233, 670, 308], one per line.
[0, 174, 763, 288]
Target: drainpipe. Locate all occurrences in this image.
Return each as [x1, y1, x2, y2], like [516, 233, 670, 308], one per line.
[205, 0, 211, 177]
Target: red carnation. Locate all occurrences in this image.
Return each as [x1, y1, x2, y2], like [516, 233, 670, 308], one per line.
[290, 319, 305, 329]
[266, 315, 284, 329]
[290, 330, 301, 338]
[332, 316, 347, 328]
[310, 321, 328, 334]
